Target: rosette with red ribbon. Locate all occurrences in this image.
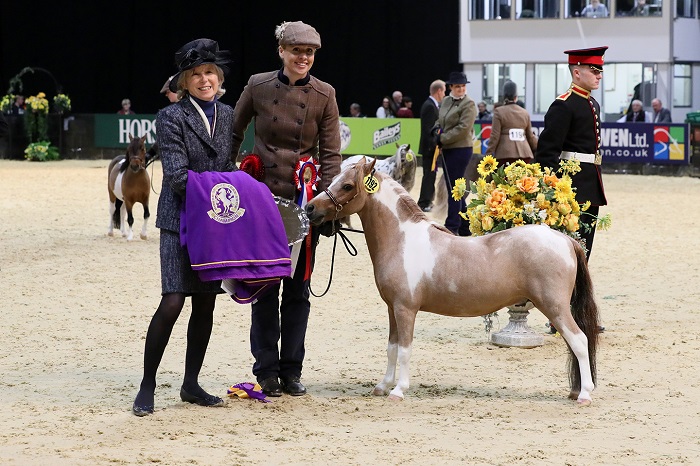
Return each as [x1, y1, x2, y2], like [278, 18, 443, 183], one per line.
[292, 156, 321, 280]
[240, 154, 265, 181]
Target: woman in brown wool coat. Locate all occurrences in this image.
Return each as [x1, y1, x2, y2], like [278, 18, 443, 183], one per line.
[231, 21, 341, 398]
[485, 80, 538, 165]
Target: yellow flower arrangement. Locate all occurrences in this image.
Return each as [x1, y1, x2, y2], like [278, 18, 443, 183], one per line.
[26, 92, 49, 114]
[53, 94, 71, 113]
[452, 155, 611, 248]
[0, 94, 14, 114]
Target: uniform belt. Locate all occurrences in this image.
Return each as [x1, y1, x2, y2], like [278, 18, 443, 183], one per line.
[560, 151, 602, 165]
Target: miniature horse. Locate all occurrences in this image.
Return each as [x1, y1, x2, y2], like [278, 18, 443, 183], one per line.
[342, 143, 417, 193]
[305, 158, 599, 405]
[107, 135, 151, 241]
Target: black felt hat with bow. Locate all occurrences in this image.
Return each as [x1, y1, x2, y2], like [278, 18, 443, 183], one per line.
[169, 38, 232, 93]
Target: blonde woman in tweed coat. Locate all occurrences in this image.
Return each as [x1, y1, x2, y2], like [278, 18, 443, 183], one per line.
[232, 21, 341, 398]
[132, 39, 235, 416]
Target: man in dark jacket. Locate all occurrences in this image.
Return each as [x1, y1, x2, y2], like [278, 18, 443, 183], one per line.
[416, 80, 446, 212]
[651, 98, 672, 123]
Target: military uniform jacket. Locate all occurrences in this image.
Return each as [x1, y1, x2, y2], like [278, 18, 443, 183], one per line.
[535, 84, 607, 206]
[232, 70, 341, 201]
[485, 102, 538, 161]
[434, 95, 476, 150]
[155, 97, 236, 233]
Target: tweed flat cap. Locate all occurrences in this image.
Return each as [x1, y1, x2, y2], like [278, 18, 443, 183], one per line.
[275, 21, 321, 49]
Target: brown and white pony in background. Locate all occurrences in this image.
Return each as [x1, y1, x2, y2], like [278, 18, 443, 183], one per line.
[305, 158, 599, 405]
[107, 135, 151, 241]
[342, 143, 417, 193]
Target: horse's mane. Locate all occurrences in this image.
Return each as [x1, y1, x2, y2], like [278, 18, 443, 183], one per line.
[372, 171, 428, 224]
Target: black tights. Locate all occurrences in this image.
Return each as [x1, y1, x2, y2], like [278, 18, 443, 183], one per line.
[134, 293, 217, 407]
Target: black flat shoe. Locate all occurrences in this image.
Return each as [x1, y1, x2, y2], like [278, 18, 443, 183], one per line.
[259, 376, 283, 397]
[132, 402, 154, 417]
[281, 376, 307, 396]
[179, 387, 225, 407]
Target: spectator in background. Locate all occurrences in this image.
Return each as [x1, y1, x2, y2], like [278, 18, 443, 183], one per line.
[118, 98, 135, 115]
[581, 0, 609, 17]
[631, 0, 650, 15]
[11, 95, 25, 115]
[651, 98, 671, 123]
[417, 79, 446, 213]
[389, 90, 403, 116]
[349, 102, 365, 117]
[160, 76, 180, 103]
[626, 99, 645, 122]
[396, 96, 414, 118]
[376, 96, 394, 118]
[477, 101, 492, 121]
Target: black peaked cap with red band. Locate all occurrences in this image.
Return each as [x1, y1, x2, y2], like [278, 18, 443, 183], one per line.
[564, 46, 609, 72]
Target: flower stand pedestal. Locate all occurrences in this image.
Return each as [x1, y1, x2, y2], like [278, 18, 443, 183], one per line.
[490, 301, 544, 348]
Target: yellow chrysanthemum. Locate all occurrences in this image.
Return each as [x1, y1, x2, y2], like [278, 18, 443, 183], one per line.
[477, 155, 498, 177]
[581, 200, 591, 212]
[559, 159, 582, 176]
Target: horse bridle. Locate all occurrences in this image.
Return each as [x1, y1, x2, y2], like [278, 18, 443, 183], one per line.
[323, 188, 358, 222]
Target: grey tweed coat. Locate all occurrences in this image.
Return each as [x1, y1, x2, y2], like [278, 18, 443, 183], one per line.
[155, 97, 236, 233]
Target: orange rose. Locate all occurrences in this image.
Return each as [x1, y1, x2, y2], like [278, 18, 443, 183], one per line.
[486, 188, 507, 211]
[544, 174, 559, 187]
[516, 176, 539, 194]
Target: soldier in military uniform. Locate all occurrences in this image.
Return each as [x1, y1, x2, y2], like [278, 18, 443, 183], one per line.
[536, 46, 608, 333]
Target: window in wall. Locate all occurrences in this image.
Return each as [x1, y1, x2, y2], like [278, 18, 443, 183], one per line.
[569, 0, 611, 17]
[470, 0, 513, 19]
[617, 0, 663, 16]
[514, 0, 559, 18]
[598, 63, 656, 121]
[676, 0, 694, 17]
[673, 64, 692, 107]
[533, 64, 570, 114]
[482, 64, 526, 106]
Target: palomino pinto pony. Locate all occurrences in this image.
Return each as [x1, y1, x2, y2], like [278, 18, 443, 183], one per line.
[305, 158, 599, 405]
[107, 135, 151, 241]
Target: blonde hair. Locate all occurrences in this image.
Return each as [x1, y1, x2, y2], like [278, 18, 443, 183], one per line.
[175, 64, 226, 100]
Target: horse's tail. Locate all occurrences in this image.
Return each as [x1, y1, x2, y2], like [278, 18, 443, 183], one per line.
[568, 240, 599, 394]
[112, 199, 123, 229]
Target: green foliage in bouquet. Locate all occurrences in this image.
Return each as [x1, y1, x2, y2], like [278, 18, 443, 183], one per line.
[24, 141, 59, 161]
[53, 93, 71, 113]
[24, 92, 50, 142]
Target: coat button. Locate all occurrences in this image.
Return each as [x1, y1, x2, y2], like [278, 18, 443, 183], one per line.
[297, 119, 303, 125]
[273, 179, 279, 184]
[273, 116, 277, 121]
[294, 149, 299, 153]
[300, 103, 306, 108]
[275, 83, 280, 88]
[295, 135, 300, 140]
[273, 147, 278, 152]
[303, 89, 309, 93]
[273, 99, 278, 104]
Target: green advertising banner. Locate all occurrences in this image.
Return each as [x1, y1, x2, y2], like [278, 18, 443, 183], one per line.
[94, 114, 419, 156]
[338, 118, 420, 156]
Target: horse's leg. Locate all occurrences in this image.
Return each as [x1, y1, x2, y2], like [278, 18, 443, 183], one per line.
[108, 199, 116, 236]
[119, 201, 127, 237]
[387, 305, 418, 401]
[124, 200, 135, 241]
[140, 202, 150, 240]
[556, 320, 594, 405]
[372, 305, 399, 397]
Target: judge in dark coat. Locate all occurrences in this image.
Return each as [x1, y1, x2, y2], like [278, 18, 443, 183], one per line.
[625, 99, 646, 122]
[133, 38, 236, 416]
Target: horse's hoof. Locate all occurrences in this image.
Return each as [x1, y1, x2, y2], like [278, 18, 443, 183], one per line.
[140, 234, 148, 240]
[387, 394, 404, 402]
[372, 386, 387, 396]
[568, 390, 580, 400]
[107, 232, 114, 237]
[576, 398, 592, 407]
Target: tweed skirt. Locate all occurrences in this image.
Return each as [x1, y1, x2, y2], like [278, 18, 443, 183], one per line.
[160, 229, 223, 295]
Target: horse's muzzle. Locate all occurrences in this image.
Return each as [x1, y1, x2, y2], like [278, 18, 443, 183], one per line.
[305, 203, 325, 225]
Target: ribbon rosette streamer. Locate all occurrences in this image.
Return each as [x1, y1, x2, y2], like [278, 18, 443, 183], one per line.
[292, 157, 320, 279]
[227, 382, 270, 402]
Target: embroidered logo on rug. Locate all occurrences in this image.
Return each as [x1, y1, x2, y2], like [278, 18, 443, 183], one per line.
[208, 183, 245, 223]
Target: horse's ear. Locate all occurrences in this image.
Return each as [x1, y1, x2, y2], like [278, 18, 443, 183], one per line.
[396, 142, 400, 148]
[366, 157, 377, 173]
[129, 134, 134, 142]
[406, 144, 410, 150]
[140, 135, 147, 143]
